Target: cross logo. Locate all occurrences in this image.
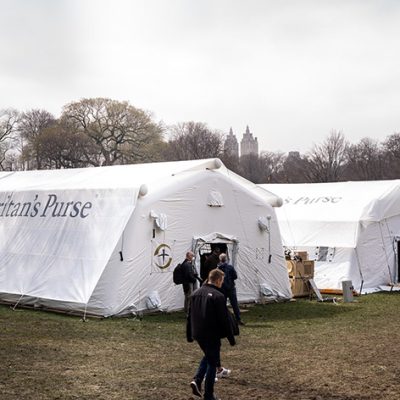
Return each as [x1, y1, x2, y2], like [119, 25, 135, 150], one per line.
[153, 243, 172, 269]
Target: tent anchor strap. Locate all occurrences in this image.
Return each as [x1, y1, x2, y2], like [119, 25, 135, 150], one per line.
[81, 303, 89, 322]
[359, 280, 364, 295]
[12, 294, 25, 311]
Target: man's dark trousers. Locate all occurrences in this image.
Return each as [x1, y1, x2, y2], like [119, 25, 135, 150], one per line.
[194, 339, 221, 400]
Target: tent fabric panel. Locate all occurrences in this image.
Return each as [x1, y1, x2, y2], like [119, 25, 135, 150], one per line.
[360, 185, 400, 221]
[278, 219, 359, 248]
[264, 180, 400, 223]
[0, 188, 137, 304]
[356, 221, 396, 289]
[312, 248, 360, 290]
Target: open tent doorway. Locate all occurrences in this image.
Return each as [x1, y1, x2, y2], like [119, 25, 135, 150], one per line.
[192, 233, 239, 282]
[198, 243, 227, 278]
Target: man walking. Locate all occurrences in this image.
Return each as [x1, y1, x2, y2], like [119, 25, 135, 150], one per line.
[187, 269, 235, 400]
[182, 251, 198, 315]
[201, 247, 220, 283]
[217, 253, 244, 326]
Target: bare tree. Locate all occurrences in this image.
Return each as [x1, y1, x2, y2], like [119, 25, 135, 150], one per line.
[305, 130, 348, 182]
[280, 151, 309, 183]
[220, 151, 240, 174]
[382, 133, 400, 179]
[237, 152, 285, 183]
[344, 138, 385, 180]
[18, 109, 56, 169]
[34, 121, 96, 169]
[0, 108, 19, 170]
[261, 151, 286, 182]
[61, 98, 163, 166]
[238, 153, 264, 183]
[164, 122, 224, 161]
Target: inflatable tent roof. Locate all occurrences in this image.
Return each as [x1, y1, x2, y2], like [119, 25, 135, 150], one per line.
[262, 180, 400, 248]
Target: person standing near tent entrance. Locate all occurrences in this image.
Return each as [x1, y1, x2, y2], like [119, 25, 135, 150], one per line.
[187, 268, 236, 400]
[182, 251, 199, 315]
[217, 253, 244, 326]
[201, 247, 221, 283]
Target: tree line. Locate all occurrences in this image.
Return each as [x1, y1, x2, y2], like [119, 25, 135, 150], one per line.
[1, 97, 400, 183]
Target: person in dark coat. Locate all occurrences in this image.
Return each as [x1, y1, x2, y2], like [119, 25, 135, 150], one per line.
[218, 253, 244, 326]
[200, 247, 221, 282]
[182, 251, 199, 316]
[187, 269, 235, 400]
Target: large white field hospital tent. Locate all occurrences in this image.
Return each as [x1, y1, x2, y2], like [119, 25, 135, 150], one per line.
[0, 159, 291, 316]
[259, 181, 400, 293]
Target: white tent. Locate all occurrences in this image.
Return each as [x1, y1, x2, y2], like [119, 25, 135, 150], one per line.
[0, 159, 291, 316]
[259, 181, 400, 293]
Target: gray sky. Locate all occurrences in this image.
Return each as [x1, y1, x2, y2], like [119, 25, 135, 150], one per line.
[1, 0, 400, 153]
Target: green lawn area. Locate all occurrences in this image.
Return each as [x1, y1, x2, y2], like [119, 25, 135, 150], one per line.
[1, 293, 400, 400]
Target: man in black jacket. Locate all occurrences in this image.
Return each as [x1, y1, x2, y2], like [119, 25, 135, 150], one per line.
[217, 253, 244, 326]
[182, 251, 198, 316]
[200, 247, 220, 282]
[187, 268, 235, 400]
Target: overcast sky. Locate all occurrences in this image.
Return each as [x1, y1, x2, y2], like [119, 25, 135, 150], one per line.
[1, 0, 400, 153]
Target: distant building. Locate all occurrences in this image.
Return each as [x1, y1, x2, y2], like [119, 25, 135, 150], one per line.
[240, 125, 258, 156]
[224, 127, 239, 158]
[288, 151, 300, 159]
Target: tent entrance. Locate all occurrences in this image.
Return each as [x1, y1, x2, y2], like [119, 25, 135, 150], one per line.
[192, 233, 239, 281]
[198, 242, 228, 280]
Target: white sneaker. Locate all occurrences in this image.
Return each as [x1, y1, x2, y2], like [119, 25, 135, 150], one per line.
[216, 367, 231, 378]
[190, 380, 202, 397]
[202, 376, 218, 383]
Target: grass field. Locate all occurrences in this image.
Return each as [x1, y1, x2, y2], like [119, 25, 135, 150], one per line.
[1, 293, 400, 400]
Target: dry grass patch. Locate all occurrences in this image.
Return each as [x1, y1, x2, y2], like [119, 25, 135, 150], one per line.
[1, 293, 400, 399]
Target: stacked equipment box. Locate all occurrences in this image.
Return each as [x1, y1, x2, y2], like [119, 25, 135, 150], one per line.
[287, 253, 315, 297]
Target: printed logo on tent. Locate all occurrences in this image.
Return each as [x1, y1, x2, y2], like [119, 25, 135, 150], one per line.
[153, 243, 172, 269]
[0, 193, 93, 219]
[284, 196, 342, 205]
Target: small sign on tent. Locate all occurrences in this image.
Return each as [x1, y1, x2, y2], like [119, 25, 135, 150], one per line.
[151, 240, 176, 272]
